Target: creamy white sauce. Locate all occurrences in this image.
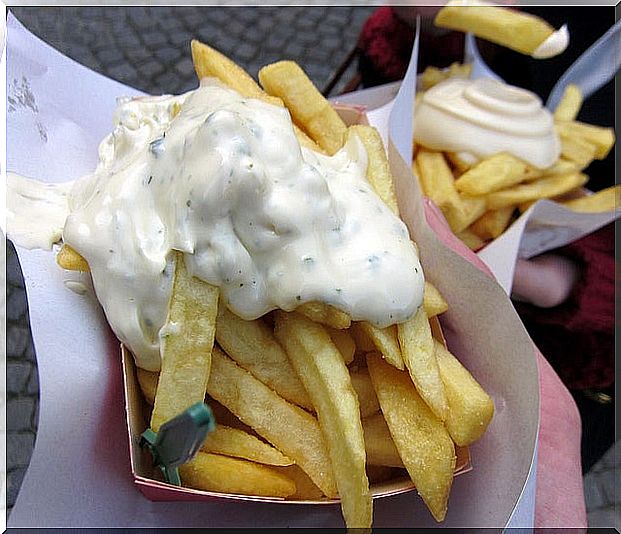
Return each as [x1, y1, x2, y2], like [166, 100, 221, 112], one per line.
[58, 81, 423, 371]
[414, 77, 560, 169]
[532, 24, 569, 59]
[7, 172, 73, 250]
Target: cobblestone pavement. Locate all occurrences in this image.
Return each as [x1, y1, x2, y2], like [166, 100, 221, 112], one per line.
[6, 6, 619, 528]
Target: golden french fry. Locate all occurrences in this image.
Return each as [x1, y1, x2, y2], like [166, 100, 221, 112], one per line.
[350, 368, 380, 418]
[555, 120, 615, 160]
[470, 207, 515, 240]
[207, 347, 338, 498]
[445, 152, 473, 175]
[348, 124, 400, 215]
[423, 281, 449, 318]
[215, 306, 313, 411]
[190, 40, 321, 153]
[539, 158, 582, 177]
[435, 1, 557, 57]
[349, 322, 376, 354]
[397, 307, 448, 421]
[455, 152, 541, 195]
[272, 465, 325, 500]
[258, 60, 347, 155]
[362, 412, 403, 468]
[201, 425, 293, 466]
[274, 311, 372, 529]
[151, 253, 218, 431]
[448, 61, 472, 79]
[486, 172, 589, 210]
[558, 133, 597, 168]
[327, 326, 356, 365]
[420, 66, 449, 91]
[434, 341, 494, 447]
[456, 228, 488, 251]
[296, 301, 351, 330]
[561, 185, 621, 213]
[56, 244, 90, 271]
[415, 149, 466, 232]
[136, 368, 158, 405]
[358, 322, 404, 370]
[453, 194, 488, 233]
[179, 452, 296, 498]
[553, 84, 583, 122]
[367, 353, 455, 522]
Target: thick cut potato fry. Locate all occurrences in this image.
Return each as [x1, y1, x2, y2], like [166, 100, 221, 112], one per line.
[553, 84, 583, 122]
[470, 207, 515, 240]
[539, 158, 582, 176]
[274, 311, 372, 529]
[415, 149, 466, 232]
[367, 353, 455, 522]
[434, 341, 494, 446]
[327, 326, 356, 365]
[358, 322, 404, 370]
[561, 185, 620, 213]
[180, 452, 296, 498]
[272, 465, 325, 500]
[455, 152, 540, 195]
[445, 151, 472, 175]
[558, 134, 597, 168]
[296, 301, 351, 330]
[453, 194, 488, 233]
[486, 172, 589, 210]
[423, 281, 449, 318]
[362, 413, 403, 468]
[151, 253, 218, 431]
[201, 425, 293, 466]
[137, 368, 158, 405]
[207, 347, 337, 498]
[215, 306, 313, 411]
[556, 120, 615, 160]
[348, 124, 400, 215]
[397, 307, 448, 421]
[435, 2, 556, 57]
[56, 244, 90, 271]
[457, 228, 488, 250]
[349, 322, 376, 354]
[190, 40, 321, 153]
[259, 61, 348, 155]
[350, 368, 381, 418]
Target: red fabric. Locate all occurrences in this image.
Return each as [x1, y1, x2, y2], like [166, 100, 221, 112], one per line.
[514, 224, 615, 389]
[424, 199, 587, 528]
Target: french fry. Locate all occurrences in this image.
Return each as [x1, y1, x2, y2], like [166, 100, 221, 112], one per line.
[350, 368, 381, 418]
[348, 125, 400, 215]
[358, 323, 404, 370]
[561, 185, 621, 213]
[423, 281, 449, 318]
[136, 368, 158, 405]
[296, 301, 351, 330]
[558, 133, 597, 168]
[179, 452, 296, 498]
[486, 172, 588, 210]
[362, 412, 403, 468]
[367, 353, 455, 522]
[553, 84, 583, 122]
[56, 244, 90, 271]
[445, 152, 472, 175]
[435, 1, 557, 57]
[258, 61, 348, 155]
[456, 228, 488, 251]
[201, 425, 293, 466]
[454, 152, 541, 195]
[349, 322, 376, 354]
[215, 306, 313, 411]
[151, 252, 218, 431]
[434, 341, 494, 447]
[274, 311, 372, 529]
[327, 326, 356, 365]
[470, 207, 516, 241]
[415, 149, 466, 232]
[207, 347, 338, 498]
[397, 307, 448, 421]
[555, 120, 615, 160]
[272, 465, 325, 500]
[539, 158, 582, 176]
[453, 194, 488, 233]
[190, 40, 321, 153]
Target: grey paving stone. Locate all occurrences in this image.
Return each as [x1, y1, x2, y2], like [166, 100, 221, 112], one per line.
[7, 433, 36, 468]
[27, 367, 40, 396]
[7, 242, 25, 288]
[7, 325, 30, 359]
[7, 362, 32, 395]
[107, 63, 139, 84]
[7, 398, 35, 431]
[588, 506, 621, 529]
[597, 466, 619, 504]
[584, 471, 608, 510]
[6, 287, 28, 322]
[7, 467, 28, 508]
[23, 340, 37, 363]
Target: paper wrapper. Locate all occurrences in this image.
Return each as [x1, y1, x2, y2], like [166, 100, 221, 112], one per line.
[5, 13, 538, 528]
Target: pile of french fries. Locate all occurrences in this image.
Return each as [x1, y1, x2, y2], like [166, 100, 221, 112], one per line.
[415, 73, 618, 251]
[56, 41, 494, 529]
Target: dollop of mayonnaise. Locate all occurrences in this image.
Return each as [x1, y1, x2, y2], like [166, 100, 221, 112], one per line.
[414, 77, 560, 169]
[532, 24, 569, 59]
[62, 81, 424, 371]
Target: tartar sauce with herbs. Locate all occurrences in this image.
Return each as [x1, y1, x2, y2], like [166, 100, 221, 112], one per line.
[25, 80, 425, 371]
